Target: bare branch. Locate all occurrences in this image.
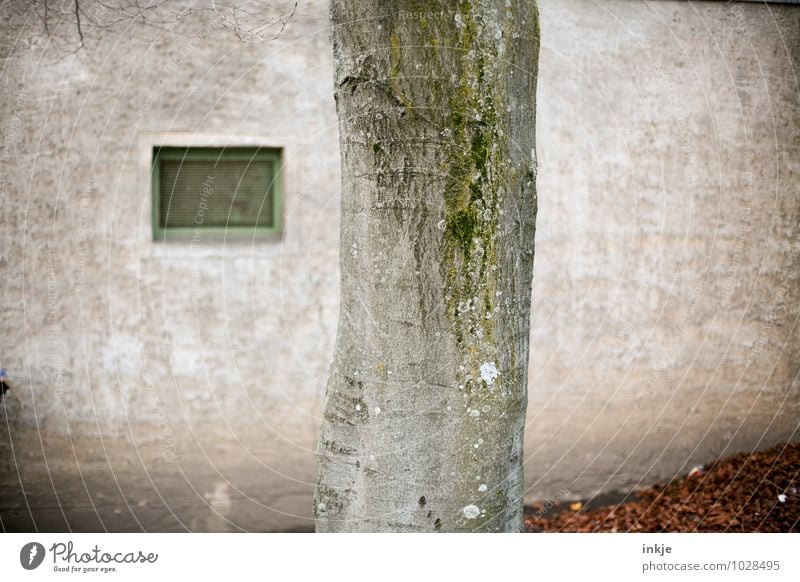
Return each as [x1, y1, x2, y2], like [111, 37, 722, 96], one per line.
[34, 0, 298, 53]
[73, 0, 84, 47]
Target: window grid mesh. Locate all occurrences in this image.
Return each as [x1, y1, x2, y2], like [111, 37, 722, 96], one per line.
[158, 157, 276, 229]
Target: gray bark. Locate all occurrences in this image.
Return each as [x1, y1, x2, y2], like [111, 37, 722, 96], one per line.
[315, 0, 539, 532]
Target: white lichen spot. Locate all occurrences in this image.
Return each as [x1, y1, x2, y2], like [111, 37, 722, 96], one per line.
[462, 504, 480, 519]
[355, 404, 361, 411]
[469, 409, 480, 418]
[480, 362, 500, 386]
[454, 13, 464, 29]
[374, 405, 381, 415]
[478, 484, 488, 492]
[437, 219, 446, 231]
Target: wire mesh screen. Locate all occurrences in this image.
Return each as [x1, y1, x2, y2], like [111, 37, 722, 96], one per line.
[158, 158, 276, 229]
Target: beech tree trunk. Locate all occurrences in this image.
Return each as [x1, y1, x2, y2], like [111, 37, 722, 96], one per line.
[315, 0, 539, 532]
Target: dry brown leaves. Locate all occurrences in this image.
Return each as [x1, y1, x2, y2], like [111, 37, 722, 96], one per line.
[524, 443, 800, 532]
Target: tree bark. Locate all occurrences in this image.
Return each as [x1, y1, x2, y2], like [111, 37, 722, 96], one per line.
[315, 0, 539, 532]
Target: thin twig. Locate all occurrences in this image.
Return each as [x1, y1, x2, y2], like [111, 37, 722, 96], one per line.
[73, 0, 84, 47]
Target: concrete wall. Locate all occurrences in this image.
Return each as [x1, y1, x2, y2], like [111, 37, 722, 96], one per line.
[525, 0, 800, 503]
[0, 0, 339, 532]
[1, 0, 798, 531]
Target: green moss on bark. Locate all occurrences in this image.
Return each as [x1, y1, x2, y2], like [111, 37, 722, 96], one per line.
[432, 1, 518, 532]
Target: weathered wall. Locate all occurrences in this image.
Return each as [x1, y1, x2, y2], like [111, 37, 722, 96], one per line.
[1, 0, 798, 531]
[525, 0, 800, 503]
[0, 0, 340, 532]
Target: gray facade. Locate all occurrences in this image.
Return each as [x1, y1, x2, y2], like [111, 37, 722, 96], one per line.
[1, 0, 799, 531]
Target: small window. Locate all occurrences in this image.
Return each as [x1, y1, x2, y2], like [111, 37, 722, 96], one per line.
[152, 146, 281, 240]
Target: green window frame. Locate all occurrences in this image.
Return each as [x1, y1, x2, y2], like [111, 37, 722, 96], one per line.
[152, 146, 282, 240]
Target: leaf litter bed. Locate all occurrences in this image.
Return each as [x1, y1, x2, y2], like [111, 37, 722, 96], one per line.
[524, 443, 799, 532]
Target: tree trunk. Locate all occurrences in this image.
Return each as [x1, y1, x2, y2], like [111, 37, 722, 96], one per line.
[315, 0, 539, 532]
